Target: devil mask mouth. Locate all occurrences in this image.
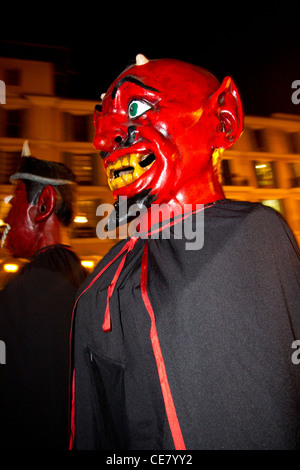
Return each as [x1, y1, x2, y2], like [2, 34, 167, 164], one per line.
[106, 152, 156, 191]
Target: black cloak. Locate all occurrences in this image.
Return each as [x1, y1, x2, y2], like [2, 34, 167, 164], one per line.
[71, 201, 300, 450]
[0, 244, 87, 450]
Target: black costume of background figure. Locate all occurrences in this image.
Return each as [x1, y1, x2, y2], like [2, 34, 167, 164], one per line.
[0, 244, 87, 450]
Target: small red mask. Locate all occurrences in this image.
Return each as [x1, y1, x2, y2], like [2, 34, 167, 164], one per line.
[94, 56, 243, 213]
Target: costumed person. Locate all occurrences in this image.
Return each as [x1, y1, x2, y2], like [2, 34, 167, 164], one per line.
[70, 55, 300, 450]
[0, 142, 87, 450]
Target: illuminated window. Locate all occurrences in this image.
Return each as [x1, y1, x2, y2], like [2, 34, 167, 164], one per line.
[254, 161, 277, 188]
[3, 263, 19, 273]
[72, 199, 103, 239]
[290, 163, 300, 187]
[81, 260, 95, 270]
[261, 199, 284, 215]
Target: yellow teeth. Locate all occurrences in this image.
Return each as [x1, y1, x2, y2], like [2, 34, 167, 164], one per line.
[106, 153, 155, 191]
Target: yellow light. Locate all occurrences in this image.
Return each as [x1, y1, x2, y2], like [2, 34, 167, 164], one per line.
[74, 216, 88, 224]
[255, 164, 267, 169]
[81, 260, 94, 269]
[4, 263, 19, 273]
[0, 219, 5, 226]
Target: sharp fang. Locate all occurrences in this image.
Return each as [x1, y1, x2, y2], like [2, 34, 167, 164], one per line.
[4, 195, 13, 204]
[1, 223, 11, 248]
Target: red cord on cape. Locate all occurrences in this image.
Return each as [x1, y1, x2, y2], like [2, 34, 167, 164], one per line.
[70, 204, 214, 449]
[69, 235, 138, 449]
[140, 242, 186, 450]
[102, 236, 138, 331]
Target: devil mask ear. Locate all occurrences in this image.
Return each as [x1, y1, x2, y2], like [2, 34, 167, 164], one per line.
[33, 185, 57, 223]
[208, 76, 244, 150]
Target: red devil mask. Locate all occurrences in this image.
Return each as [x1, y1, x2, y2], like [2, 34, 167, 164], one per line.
[94, 55, 243, 225]
[2, 146, 76, 258]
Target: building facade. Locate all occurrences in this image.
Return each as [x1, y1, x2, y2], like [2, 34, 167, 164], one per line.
[0, 56, 299, 287]
[223, 113, 300, 246]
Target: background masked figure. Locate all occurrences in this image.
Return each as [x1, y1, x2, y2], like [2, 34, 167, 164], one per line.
[71, 56, 300, 450]
[0, 144, 87, 450]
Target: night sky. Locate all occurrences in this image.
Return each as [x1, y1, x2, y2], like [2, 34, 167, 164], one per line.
[1, 4, 300, 117]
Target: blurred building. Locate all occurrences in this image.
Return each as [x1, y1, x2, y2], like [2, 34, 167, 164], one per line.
[0, 55, 117, 287]
[223, 114, 300, 247]
[0, 54, 299, 287]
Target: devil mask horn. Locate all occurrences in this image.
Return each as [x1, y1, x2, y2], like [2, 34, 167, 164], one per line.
[136, 54, 149, 66]
[21, 140, 31, 157]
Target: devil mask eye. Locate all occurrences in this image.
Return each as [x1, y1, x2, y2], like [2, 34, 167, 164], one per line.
[128, 100, 152, 119]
